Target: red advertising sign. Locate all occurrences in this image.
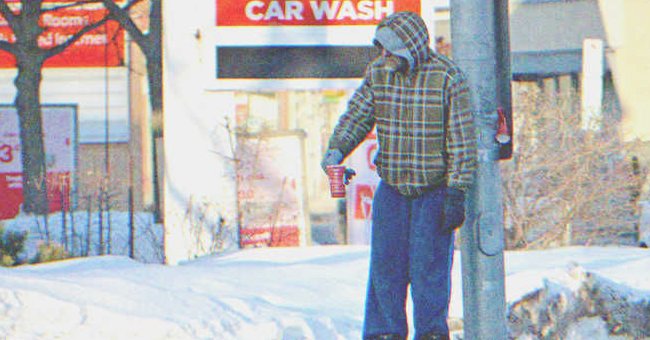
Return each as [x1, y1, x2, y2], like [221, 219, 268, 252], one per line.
[216, 0, 421, 26]
[346, 132, 380, 245]
[236, 133, 308, 248]
[240, 225, 300, 247]
[353, 184, 374, 220]
[0, 2, 124, 68]
[0, 106, 77, 220]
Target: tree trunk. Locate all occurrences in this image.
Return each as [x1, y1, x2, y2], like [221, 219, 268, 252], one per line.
[145, 0, 163, 222]
[144, 47, 163, 222]
[14, 58, 47, 214]
[146, 50, 162, 134]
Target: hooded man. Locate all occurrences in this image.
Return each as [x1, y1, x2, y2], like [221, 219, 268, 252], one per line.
[321, 12, 477, 340]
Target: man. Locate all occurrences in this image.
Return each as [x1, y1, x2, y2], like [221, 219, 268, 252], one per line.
[321, 12, 477, 340]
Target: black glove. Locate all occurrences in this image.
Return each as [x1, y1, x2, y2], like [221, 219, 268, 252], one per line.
[321, 149, 356, 184]
[343, 168, 356, 185]
[321, 149, 343, 172]
[444, 187, 466, 231]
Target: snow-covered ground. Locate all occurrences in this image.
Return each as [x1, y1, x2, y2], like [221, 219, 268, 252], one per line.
[2, 242, 650, 339]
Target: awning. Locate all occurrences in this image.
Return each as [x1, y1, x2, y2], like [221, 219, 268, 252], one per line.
[512, 49, 609, 76]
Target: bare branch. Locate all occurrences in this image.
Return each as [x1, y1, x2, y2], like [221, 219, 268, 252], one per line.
[41, 0, 103, 13]
[101, 0, 147, 47]
[148, 0, 161, 41]
[0, 0, 17, 26]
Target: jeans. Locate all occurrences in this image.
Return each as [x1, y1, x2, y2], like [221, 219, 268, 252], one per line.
[363, 181, 455, 339]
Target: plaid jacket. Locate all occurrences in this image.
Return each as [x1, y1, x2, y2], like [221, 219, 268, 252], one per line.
[327, 12, 477, 197]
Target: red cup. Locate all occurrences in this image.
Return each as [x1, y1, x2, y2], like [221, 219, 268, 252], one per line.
[496, 107, 511, 144]
[326, 165, 346, 198]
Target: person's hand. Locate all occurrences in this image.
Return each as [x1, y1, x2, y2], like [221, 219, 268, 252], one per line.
[343, 168, 356, 184]
[444, 187, 466, 231]
[321, 149, 343, 172]
[321, 149, 356, 184]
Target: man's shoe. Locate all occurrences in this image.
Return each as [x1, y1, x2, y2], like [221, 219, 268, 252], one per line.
[416, 332, 450, 340]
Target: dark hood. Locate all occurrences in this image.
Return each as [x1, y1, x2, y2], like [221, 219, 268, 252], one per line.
[374, 11, 432, 70]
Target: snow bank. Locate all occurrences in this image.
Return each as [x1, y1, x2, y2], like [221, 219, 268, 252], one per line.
[1, 243, 649, 339]
[507, 262, 650, 339]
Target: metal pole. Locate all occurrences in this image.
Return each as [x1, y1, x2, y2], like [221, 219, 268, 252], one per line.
[494, 0, 514, 161]
[450, 1, 508, 339]
[86, 195, 92, 256]
[129, 186, 135, 259]
[60, 183, 68, 251]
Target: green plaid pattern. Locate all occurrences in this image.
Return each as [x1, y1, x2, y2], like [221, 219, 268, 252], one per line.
[328, 12, 477, 197]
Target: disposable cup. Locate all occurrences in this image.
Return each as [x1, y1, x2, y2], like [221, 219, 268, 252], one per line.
[326, 165, 346, 198]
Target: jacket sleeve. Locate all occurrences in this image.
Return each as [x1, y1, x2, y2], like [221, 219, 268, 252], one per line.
[327, 75, 376, 158]
[445, 69, 477, 191]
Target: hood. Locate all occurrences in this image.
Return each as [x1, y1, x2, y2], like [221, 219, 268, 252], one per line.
[373, 11, 432, 71]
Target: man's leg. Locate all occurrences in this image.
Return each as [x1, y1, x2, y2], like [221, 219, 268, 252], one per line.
[409, 186, 455, 338]
[363, 182, 411, 339]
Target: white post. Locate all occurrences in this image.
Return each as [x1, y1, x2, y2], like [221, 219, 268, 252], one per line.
[581, 38, 604, 131]
[420, 0, 437, 49]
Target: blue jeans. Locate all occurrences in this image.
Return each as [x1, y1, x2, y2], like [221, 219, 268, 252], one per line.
[363, 181, 454, 339]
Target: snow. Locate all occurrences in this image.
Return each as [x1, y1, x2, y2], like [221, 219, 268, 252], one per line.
[1, 246, 368, 339]
[503, 246, 650, 304]
[2, 214, 650, 339]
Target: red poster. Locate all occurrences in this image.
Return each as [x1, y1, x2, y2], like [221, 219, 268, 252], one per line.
[0, 2, 124, 68]
[239, 226, 300, 247]
[236, 133, 308, 248]
[0, 106, 77, 220]
[0, 172, 72, 220]
[216, 0, 421, 26]
[353, 184, 374, 220]
[346, 132, 380, 245]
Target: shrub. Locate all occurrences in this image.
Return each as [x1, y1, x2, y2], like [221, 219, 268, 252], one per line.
[0, 226, 28, 266]
[502, 90, 647, 248]
[33, 243, 69, 264]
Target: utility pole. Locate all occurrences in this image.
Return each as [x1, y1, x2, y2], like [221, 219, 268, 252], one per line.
[450, 0, 512, 339]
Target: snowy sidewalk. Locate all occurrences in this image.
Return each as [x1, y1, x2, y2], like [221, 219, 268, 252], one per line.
[1, 246, 649, 339]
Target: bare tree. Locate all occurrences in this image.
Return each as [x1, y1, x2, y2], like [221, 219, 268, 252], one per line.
[502, 90, 647, 249]
[101, 0, 160, 118]
[100, 0, 162, 221]
[0, 0, 137, 214]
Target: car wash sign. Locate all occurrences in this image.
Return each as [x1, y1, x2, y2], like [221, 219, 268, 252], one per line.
[217, 0, 420, 26]
[212, 0, 428, 87]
